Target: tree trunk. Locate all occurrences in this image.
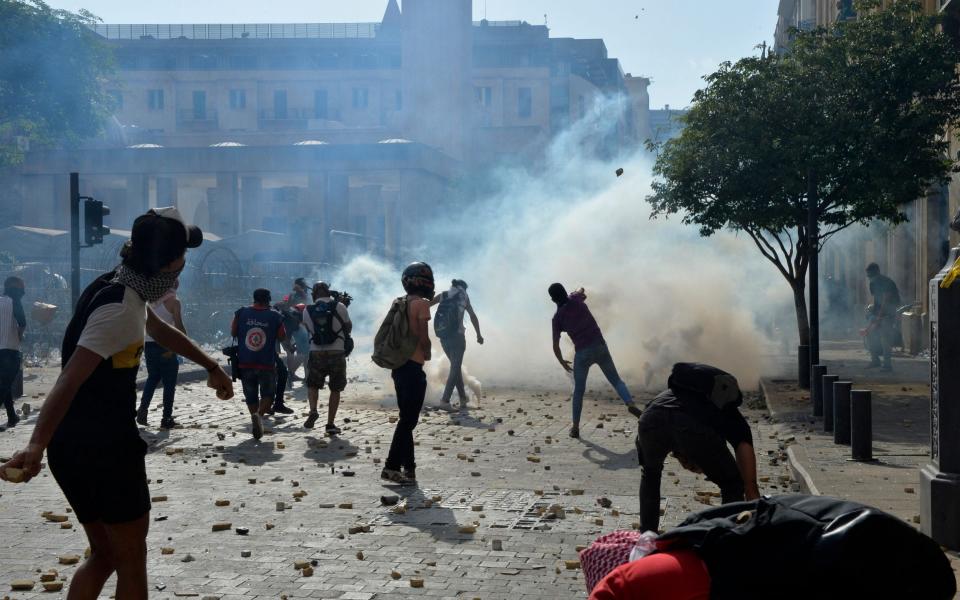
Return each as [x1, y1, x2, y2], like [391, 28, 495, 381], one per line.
[792, 279, 810, 348]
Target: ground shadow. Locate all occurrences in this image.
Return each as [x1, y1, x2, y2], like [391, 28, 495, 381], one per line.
[380, 486, 472, 543]
[579, 437, 640, 471]
[300, 434, 360, 466]
[221, 437, 283, 466]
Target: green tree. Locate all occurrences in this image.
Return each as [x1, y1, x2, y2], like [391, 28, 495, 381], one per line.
[647, 0, 960, 348]
[0, 0, 114, 167]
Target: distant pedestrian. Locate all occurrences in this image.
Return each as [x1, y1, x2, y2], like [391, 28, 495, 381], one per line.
[636, 363, 759, 533]
[0, 207, 233, 600]
[863, 263, 901, 371]
[276, 277, 310, 382]
[302, 281, 351, 434]
[0, 276, 26, 430]
[136, 280, 185, 429]
[374, 262, 434, 486]
[430, 278, 483, 410]
[549, 283, 641, 439]
[232, 288, 286, 440]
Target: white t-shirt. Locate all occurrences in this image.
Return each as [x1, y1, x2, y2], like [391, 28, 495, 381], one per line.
[302, 297, 351, 353]
[77, 286, 147, 365]
[0, 296, 22, 351]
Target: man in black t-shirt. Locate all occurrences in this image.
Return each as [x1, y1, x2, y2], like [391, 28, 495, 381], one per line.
[636, 363, 760, 533]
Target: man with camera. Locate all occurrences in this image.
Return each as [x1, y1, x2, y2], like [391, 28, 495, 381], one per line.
[302, 281, 352, 434]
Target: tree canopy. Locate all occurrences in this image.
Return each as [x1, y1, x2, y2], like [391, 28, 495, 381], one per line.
[0, 0, 114, 167]
[647, 0, 960, 344]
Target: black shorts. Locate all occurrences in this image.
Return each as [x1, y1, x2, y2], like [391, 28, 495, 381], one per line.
[47, 439, 151, 525]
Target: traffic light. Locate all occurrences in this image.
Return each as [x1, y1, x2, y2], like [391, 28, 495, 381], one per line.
[83, 198, 110, 246]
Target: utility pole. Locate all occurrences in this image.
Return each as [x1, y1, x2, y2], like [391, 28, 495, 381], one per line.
[808, 169, 820, 383]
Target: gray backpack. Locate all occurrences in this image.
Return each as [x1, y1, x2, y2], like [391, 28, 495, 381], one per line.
[371, 296, 420, 370]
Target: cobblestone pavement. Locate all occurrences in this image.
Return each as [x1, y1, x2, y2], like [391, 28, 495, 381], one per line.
[1, 364, 795, 600]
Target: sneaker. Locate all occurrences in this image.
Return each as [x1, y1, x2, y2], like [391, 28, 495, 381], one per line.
[438, 400, 456, 413]
[5, 414, 20, 428]
[136, 408, 148, 427]
[627, 404, 643, 419]
[569, 425, 580, 439]
[403, 468, 416, 482]
[325, 423, 342, 435]
[304, 412, 319, 429]
[159, 417, 176, 430]
[251, 414, 263, 440]
[380, 468, 415, 486]
[272, 403, 294, 415]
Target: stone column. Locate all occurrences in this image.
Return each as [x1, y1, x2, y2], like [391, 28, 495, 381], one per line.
[920, 245, 960, 550]
[240, 176, 263, 234]
[156, 177, 178, 209]
[305, 173, 327, 262]
[126, 174, 149, 221]
[211, 173, 239, 237]
[325, 173, 349, 261]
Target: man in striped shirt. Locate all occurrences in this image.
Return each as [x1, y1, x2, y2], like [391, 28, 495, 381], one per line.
[0, 276, 25, 430]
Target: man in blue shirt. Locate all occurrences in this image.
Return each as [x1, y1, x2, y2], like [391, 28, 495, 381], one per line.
[232, 289, 286, 440]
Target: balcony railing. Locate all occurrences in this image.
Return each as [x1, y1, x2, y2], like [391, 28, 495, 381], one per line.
[90, 23, 381, 40]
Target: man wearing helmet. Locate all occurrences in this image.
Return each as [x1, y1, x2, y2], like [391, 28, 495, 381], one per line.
[381, 262, 434, 485]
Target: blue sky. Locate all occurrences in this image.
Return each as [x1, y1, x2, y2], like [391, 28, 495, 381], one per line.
[48, 0, 777, 108]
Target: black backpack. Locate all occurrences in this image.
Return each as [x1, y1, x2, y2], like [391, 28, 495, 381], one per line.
[306, 300, 342, 346]
[656, 494, 956, 600]
[433, 292, 461, 338]
[668, 362, 742, 410]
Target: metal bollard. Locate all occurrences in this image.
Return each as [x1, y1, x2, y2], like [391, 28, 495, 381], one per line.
[811, 364, 827, 417]
[798, 345, 811, 390]
[833, 381, 852, 445]
[851, 390, 873, 462]
[822, 374, 839, 433]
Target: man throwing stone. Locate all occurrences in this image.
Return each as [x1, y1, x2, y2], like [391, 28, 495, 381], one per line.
[549, 283, 640, 439]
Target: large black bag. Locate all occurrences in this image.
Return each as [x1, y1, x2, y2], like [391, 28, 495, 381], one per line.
[655, 494, 956, 600]
[668, 362, 742, 410]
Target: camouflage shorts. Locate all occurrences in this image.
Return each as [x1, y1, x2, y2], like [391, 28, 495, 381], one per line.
[306, 351, 347, 392]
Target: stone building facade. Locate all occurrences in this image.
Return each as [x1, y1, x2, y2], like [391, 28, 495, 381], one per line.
[1, 0, 649, 264]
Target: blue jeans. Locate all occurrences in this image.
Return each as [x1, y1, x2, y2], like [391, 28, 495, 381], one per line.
[572, 341, 633, 424]
[440, 333, 467, 403]
[138, 342, 179, 420]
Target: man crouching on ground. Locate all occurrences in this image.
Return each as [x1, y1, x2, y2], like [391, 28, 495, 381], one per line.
[636, 363, 760, 533]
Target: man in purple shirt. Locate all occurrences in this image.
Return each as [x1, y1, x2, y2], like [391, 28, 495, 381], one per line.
[550, 283, 641, 438]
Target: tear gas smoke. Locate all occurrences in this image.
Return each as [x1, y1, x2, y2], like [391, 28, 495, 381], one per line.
[334, 98, 789, 394]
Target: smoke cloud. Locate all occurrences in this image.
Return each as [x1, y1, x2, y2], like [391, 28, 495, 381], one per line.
[335, 98, 788, 394]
